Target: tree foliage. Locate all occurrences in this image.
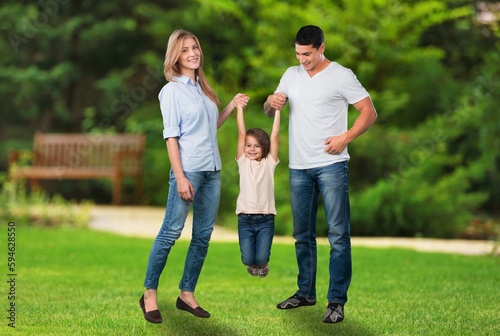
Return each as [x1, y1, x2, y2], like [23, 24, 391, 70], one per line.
[1, 0, 498, 238]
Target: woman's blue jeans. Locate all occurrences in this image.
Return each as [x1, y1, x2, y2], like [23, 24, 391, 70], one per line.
[290, 161, 351, 304]
[143, 170, 221, 292]
[238, 214, 275, 266]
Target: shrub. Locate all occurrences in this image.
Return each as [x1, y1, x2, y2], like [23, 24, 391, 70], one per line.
[0, 172, 92, 228]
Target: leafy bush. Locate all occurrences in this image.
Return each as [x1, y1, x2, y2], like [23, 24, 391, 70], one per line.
[0, 173, 92, 228]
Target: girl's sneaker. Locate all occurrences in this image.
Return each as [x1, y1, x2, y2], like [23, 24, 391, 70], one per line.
[258, 264, 269, 278]
[247, 265, 259, 276]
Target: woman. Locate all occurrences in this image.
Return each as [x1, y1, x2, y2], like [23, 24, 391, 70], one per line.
[139, 29, 249, 323]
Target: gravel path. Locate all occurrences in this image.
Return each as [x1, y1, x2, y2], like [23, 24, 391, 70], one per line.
[88, 205, 497, 256]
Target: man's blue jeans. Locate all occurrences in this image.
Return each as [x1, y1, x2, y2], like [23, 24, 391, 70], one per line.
[290, 161, 351, 304]
[238, 214, 275, 266]
[144, 170, 221, 292]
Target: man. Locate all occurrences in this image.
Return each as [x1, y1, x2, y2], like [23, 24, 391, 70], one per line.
[264, 25, 377, 324]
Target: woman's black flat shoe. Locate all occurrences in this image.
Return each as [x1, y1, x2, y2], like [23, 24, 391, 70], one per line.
[139, 294, 163, 324]
[176, 297, 210, 318]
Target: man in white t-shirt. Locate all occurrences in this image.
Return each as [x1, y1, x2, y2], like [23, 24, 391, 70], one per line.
[264, 25, 377, 324]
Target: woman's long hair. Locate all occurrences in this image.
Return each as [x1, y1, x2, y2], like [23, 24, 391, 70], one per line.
[163, 29, 219, 105]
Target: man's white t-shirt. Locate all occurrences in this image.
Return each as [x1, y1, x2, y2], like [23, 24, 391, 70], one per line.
[276, 62, 369, 169]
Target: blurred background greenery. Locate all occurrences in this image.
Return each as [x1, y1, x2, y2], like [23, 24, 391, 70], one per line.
[0, 0, 498, 239]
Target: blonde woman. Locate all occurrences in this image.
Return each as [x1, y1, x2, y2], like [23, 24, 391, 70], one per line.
[140, 29, 249, 323]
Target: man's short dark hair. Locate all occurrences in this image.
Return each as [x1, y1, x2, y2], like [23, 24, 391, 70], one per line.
[295, 25, 324, 49]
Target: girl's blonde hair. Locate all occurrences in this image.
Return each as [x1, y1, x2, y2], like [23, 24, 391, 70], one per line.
[163, 29, 219, 105]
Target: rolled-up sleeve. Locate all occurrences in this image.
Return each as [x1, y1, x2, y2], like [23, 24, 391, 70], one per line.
[159, 85, 181, 139]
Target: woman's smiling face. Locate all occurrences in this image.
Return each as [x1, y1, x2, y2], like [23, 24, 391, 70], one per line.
[178, 37, 201, 76]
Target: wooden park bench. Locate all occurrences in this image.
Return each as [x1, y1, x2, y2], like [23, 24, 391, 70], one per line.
[8, 132, 146, 205]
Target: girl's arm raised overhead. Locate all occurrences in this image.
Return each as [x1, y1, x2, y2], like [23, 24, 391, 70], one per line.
[236, 105, 246, 160]
[269, 109, 280, 162]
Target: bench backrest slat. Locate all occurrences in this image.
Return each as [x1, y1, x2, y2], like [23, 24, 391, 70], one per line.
[32, 132, 145, 170]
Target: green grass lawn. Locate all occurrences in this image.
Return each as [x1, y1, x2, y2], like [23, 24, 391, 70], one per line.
[1, 226, 499, 335]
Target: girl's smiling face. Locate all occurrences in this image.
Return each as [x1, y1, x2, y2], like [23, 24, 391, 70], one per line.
[244, 135, 263, 161]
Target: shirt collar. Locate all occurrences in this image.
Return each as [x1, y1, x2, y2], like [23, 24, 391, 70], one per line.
[175, 75, 199, 86]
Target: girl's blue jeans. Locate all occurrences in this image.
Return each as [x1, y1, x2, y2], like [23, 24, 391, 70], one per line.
[238, 214, 275, 266]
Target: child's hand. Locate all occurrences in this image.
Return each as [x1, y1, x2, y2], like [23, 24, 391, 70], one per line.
[233, 93, 250, 109]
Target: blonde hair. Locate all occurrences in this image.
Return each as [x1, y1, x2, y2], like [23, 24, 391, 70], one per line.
[164, 29, 219, 105]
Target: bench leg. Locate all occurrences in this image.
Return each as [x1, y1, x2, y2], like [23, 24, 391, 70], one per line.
[135, 175, 143, 204]
[112, 176, 122, 205]
[31, 179, 41, 192]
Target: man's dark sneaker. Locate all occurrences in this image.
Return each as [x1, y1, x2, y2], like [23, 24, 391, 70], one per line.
[276, 294, 316, 309]
[322, 302, 344, 323]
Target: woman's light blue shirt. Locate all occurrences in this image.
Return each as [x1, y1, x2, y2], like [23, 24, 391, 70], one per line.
[159, 75, 221, 172]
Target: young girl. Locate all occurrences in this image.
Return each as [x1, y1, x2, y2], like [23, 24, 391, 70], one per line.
[235, 104, 280, 278]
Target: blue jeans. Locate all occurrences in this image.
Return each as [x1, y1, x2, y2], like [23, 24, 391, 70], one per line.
[290, 161, 351, 304]
[238, 214, 275, 266]
[144, 169, 221, 292]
